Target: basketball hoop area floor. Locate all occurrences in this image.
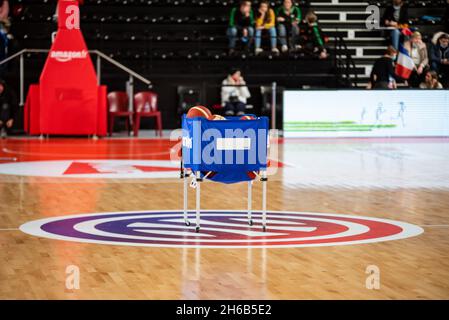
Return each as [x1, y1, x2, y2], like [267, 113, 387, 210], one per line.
[0, 137, 448, 299]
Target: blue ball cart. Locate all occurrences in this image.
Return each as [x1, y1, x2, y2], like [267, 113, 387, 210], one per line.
[181, 114, 270, 232]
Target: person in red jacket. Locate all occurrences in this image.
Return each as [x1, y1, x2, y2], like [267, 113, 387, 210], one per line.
[0, 0, 9, 22]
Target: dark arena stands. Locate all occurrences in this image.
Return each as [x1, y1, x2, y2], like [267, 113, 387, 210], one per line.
[2, 0, 447, 130]
[1, 0, 449, 306]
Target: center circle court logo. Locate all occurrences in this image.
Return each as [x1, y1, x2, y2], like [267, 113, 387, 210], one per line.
[20, 211, 423, 248]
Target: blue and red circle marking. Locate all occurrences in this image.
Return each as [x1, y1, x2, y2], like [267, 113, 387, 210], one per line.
[20, 211, 423, 248]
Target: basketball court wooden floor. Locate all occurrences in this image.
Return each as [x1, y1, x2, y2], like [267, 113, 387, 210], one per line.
[0, 137, 448, 299]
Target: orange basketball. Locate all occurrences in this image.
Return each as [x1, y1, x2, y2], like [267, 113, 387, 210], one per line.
[240, 115, 256, 120]
[212, 114, 226, 120]
[187, 106, 212, 119]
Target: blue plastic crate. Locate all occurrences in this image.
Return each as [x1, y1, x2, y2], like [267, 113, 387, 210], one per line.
[181, 115, 269, 184]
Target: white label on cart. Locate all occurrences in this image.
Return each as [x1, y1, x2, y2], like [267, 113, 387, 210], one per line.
[216, 138, 251, 150]
[182, 136, 192, 149]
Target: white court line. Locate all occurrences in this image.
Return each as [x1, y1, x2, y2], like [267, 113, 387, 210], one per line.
[0, 225, 447, 232]
[2, 224, 448, 230]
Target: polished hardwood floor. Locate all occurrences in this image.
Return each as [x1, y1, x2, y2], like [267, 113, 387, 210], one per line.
[0, 137, 448, 299]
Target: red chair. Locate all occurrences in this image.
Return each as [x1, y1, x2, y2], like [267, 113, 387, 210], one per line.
[107, 91, 132, 136]
[133, 91, 163, 137]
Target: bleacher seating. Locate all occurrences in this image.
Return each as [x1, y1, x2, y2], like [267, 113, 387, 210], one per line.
[312, 0, 447, 86]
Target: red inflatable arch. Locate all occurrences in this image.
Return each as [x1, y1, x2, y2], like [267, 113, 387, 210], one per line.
[25, 0, 107, 136]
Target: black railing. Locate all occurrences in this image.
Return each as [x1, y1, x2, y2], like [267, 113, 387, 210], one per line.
[334, 36, 358, 88]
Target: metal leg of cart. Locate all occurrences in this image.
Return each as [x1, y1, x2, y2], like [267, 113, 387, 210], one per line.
[195, 171, 202, 233]
[247, 181, 253, 226]
[183, 168, 190, 226]
[261, 170, 268, 231]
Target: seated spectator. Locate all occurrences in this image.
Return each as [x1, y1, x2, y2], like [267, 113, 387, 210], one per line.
[381, 0, 409, 50]
[299, 11, 328, 59]
[430, 32, 449, 88]
[419, 70, 443, 89]
[0, 0, 9, 74]
[255, 0, 279, 55]
[227, 0, 255, 55]
[221, 68, 251, 116]
[276, 0, 303, 53]
[403, 32, 429, 88]
[0, 79, 17, 138]
[368, 46, 398, 89]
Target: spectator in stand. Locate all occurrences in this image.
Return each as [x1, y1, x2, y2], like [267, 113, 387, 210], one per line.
[255, 0, 279, 55]
[0, 79, 17, 138]
[381, 0, 409, 50]
[227, 0, 255, 55]
[403, 32, 429, 88]
[299, 11, 328, 59]
[430, 32, 449, 88]
[221, 68, 251, 116]
[419, 70, 443, 89]
[368, 46, 399, 89]
[0, 0, 9, 64]
[276, 0, 303, 53]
